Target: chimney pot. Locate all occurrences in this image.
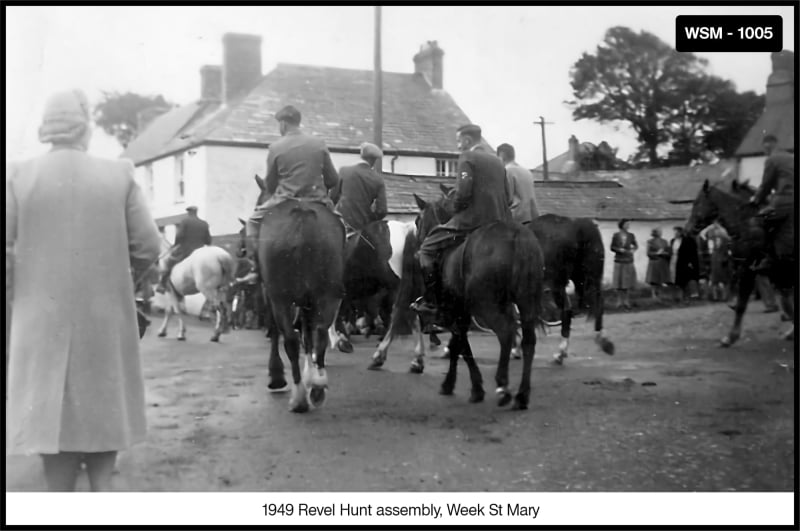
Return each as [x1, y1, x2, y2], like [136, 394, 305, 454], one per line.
[413, 41, 444, 89]
[222, 33, 263, 104]
[200, 65, 222, 102]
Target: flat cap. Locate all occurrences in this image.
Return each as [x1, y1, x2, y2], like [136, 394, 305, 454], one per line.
[274, 105, 301, 124]
[186, 205, 198, 212]
[457, 124, 482, 139]
[360, 142, 383, 159]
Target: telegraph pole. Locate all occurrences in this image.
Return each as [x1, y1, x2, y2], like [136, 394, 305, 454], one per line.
[373, 5, 383, 171]
[535, 116, 553, 181]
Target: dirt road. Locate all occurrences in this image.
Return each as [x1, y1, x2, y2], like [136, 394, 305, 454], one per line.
[6, 302, 795, 491]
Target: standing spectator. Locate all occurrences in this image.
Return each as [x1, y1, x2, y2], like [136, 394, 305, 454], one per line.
[5, 90, 162, 491]
[645, 228, 671, 302]
[697, 231, 712, 300]
[670, 226, 699, 304]
[610, 219, 638, 309]
[707, 224, 733, 302]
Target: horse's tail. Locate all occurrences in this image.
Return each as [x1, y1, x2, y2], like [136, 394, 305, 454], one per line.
[574, 218, 605, 322]
[510, 225, 547, 334]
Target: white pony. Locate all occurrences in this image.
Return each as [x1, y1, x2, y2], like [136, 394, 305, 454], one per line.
[157, 245, 235, 342]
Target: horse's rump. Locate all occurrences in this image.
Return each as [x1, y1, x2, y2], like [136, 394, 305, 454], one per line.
[259, 200, 345, 303]
[170, 245, 235, 297]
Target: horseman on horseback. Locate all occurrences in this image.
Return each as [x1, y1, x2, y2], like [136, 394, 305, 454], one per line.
[157, 205, 211, 293]
[411, 124, 512, 324]
[245, 105, 341, 262]
[750, 134, 794, 274]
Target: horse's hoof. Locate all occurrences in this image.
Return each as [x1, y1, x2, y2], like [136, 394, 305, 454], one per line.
[290, 402, 310, 413]
[177, 336, 186, 342]
[719, 336, 732, 348]
[268, 378, 289, 393]
[599, 338, 615, 355]
[782, 328, 794, 341]
[309, 387, 326, 408]
[440, 347, 450, 359]
[469, 388, 485, 403]
[367, 359, 384, 371]
[496, 388, 512, 407]
[409, 362, 424, 374]
[512, 395, 529, 410]
[210, 336, 220, 343]
[337, 339, 354, 353]
[157, 331, 167, 338]
[552, 353, 564, 365]
[439, 385, 454, 396]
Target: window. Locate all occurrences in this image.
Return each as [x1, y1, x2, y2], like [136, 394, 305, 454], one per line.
[174, 153, 185, 203]
[435, 158, 458, 177]
[144, 164, 155, 202]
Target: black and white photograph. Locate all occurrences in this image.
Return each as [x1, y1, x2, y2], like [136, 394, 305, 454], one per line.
[5, 3, 796, 527]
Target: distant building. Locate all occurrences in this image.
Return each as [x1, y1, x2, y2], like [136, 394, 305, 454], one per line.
[122, 34, 474, 239]
[735, 50, 795, 187]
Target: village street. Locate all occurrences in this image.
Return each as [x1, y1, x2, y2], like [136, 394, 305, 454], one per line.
[6, 301, 794, 492]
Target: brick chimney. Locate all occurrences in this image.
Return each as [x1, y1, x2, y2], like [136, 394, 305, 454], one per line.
[222, 33, 263, 104]
[200, 65, 222, 102]
[765, 50, 794, 106]
[413, 41, 444, 89]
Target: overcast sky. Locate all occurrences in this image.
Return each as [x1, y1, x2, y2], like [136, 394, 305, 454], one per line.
[6, 5, 796, 168]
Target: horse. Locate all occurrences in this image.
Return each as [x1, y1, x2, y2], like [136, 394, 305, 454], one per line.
[686, 179, 794, 346]
[157, 245, 235, 342]
[330, 219, 399, 352]
[527, 213, 614, 363]
[403, 192, 546, 409]
[368, 218, 441, 373]
[249, 184, 345, 413]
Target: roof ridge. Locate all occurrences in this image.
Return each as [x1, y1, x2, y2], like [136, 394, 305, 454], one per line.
[274, 61, 413, 77]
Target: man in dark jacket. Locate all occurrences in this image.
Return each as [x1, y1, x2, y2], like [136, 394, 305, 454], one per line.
[411, 124, 511, 319]
[331, 142, 387, 234]
[157, 205, 211, 292]
[750, 134, 795, 273]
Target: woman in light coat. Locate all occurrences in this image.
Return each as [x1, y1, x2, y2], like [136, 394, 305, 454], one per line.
[6, 90, 162, 491]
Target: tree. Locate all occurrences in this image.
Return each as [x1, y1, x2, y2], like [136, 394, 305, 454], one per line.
[702, 89, 764, 158]
[93, 91, 173, 148]
[567, 26, 709, 166]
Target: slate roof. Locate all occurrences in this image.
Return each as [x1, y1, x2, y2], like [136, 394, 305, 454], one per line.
[382, 174, 688, 220]
[734, 99, 795, 156]
[122, 63, 472, 165]
[534, 180, 689, 221]
[531, 159, 737, 204]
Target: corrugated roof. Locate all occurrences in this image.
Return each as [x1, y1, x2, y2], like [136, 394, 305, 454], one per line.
[122, 63, 472, 165]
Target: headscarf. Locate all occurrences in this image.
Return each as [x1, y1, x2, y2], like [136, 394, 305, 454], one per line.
[38, 89, 91, 146]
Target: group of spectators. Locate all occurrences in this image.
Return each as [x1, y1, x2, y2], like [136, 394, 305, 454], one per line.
[610, 219, 779, 311]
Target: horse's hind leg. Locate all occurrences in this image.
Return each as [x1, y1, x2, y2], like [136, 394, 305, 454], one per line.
[306, 298, 339, 408]
[514, 318, 538, 410]
[483, 308, 516, 407]
[553, 287, 571, 365]
[157, 303, 171, 338]
[440, 329, 463, 396]
[593, 289, 614, 355]
[459, 337, 485, 403]
[724, 266, 755, 347]
[274, 306, 308, 413]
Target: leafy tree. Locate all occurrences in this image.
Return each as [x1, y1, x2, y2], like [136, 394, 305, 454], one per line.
[567, 26, 715, 166]
[702, 89, 764, 158]
[93, 91, 173, 148]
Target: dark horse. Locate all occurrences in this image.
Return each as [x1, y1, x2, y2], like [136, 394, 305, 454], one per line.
[527, 214, 614, 363]
[412, 193, 546, 409]
[332, 219, 399, 352]
[686, 179, 795, 346]
[249, 180, 345, 413]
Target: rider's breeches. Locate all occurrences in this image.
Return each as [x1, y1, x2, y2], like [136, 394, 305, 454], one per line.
[418, 226, 468, 270]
